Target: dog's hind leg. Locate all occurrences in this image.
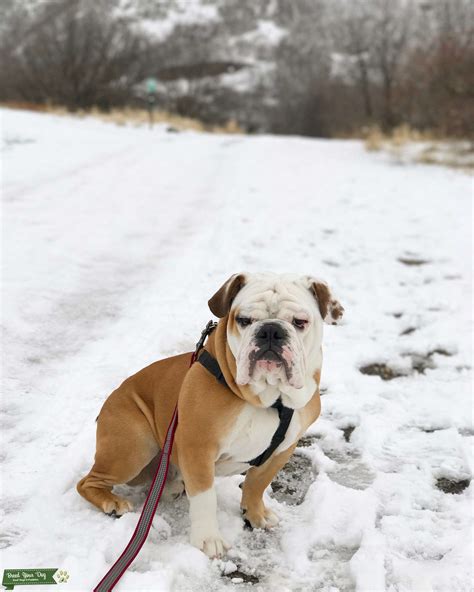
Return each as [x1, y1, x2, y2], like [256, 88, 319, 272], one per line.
[162, 465, 185, 501]
[77, 396, 159, 516]
[127, 458, 185, 501]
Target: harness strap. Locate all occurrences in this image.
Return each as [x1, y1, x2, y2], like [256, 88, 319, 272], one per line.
[248, 399, 294, 467]
[198, 349, 227, 386]
[197, 348, 294, 468]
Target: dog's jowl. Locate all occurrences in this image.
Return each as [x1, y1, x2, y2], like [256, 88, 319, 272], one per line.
[77, 272, 344, 558]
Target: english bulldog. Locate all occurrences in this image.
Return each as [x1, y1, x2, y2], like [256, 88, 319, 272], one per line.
[77, 272, 343, 557]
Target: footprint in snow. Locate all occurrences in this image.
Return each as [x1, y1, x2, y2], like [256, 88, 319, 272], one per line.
[324, 448, 376, 491]
[0, 528, 22, 549]
[398, 256, 431, 266]
[400, 326, 417, 336]
[274, 432, 375, 496]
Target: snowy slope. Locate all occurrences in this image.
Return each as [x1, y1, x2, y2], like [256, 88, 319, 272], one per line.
[1, 109, 472, 592]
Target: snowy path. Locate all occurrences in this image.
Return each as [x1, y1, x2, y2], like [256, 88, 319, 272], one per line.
[1, 109, 472, 592]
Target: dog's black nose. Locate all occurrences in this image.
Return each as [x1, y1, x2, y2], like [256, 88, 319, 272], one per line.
[255, 322, 286, 345]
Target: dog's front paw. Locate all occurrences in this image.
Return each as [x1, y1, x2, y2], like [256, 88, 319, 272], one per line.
[242, 505, 279, 529]
[190, 532, 230, 558]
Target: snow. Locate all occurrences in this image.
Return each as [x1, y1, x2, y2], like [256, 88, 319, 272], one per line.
[219, 62, 274, 94]
[240, 20, 287, 47]
[136, 2, 218, 41]
[1, 108, 472, 591]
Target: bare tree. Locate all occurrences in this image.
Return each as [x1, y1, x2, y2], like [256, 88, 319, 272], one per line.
[404, 0, 474, 136]
[329, 0, 415, 130]
[1, 0, 472, 137]
[370, 0, 415, 129]
[271, 0, 334, 136]
[0, 0, 147, 110]
[330, 1, 375, 120]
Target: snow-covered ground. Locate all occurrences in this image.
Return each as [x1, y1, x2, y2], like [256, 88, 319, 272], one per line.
[1, 109, 472, 592]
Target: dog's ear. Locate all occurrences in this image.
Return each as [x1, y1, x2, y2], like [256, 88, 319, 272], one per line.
[307, 278, 344, 325]
[208, 273, 247, 318]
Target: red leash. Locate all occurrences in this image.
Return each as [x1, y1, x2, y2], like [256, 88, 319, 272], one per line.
[93, 321, 216, 592]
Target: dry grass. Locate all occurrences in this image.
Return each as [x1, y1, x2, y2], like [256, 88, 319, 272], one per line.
[364, 125, 385, 151]
[86, 107, 242, 134]
[0, 102, 243, 134]
[363, 124, 473, 171]
[415, 142, 474, 170]
[363, 124, 438, 151]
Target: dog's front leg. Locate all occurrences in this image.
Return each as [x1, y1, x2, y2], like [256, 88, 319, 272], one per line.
[179, 446, 229, 558]
[189, 485, 229, 558]
[241, 443, 297, 529]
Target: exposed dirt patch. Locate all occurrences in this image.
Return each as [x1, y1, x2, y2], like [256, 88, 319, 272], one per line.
[398, 257, 430, 266]
[222, 569, 260, 585]
[436, 478, 470, 495]
[297, 435, 319, 448]
[359, 363, 406, 380]
[405, 348, 453, 374]
[322, 259, 340, 267]
[361, 348, 453, 380]
[342, 426, 355, 442]
[429, 348, 452, 357]
[271, 453, 314, 505]
[400, 326, 417, 336]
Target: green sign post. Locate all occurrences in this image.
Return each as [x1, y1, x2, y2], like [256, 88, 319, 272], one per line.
[146, 77, 158, 129]
[146, 78, 158, 94]
[2, 569, 69, 590]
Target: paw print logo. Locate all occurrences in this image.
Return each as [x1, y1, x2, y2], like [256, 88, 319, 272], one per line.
[56, 570, 69, 584]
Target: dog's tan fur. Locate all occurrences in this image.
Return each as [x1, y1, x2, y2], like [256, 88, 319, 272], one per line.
[77, 321, 321, 511]
[77, 272, 342, 556]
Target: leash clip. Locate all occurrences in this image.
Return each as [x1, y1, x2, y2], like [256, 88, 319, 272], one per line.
[191, 320, 217, 364]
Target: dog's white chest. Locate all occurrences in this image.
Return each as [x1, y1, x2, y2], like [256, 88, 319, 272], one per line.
[215, 402, 301, 476]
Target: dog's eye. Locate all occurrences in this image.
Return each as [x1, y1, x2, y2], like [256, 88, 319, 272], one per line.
[292, 318, 308, 330]
[236, 316, 252, 327]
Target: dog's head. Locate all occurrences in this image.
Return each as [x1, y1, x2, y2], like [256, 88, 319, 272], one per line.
[209, 272, 344, 409]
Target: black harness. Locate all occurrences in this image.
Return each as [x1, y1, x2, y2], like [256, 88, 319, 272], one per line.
[195, 323, 294, 468]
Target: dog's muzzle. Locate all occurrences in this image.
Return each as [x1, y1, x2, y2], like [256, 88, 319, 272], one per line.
[235, 320, 305, 389]
[250, 322, 287, 372]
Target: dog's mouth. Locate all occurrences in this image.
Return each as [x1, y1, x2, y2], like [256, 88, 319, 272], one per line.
[236, 334, 305, 389]
[249, 348, 287, 376]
